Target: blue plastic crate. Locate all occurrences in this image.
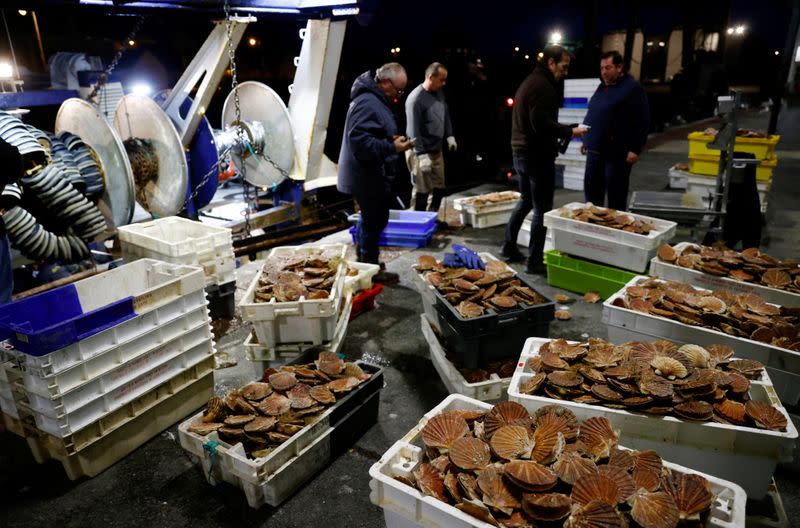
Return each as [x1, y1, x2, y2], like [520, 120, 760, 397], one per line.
[350, 210, 438, 235]
[349, 225, 435, 248]
[0, 284, 136, 356]
[563, 98, 589, 109]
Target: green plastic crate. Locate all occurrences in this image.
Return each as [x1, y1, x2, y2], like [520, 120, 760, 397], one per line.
[544, 250, 638, 300]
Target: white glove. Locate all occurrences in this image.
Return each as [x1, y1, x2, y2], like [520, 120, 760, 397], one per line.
[447, 136, 457, 152]
[418, 153, 432, 174]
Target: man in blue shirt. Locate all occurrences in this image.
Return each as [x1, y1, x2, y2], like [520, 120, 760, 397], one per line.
[582, 51, 650, 211]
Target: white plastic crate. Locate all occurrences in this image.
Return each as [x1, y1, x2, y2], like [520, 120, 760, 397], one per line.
[603, 275, 800, 406]
[452, 191, 520, 228]
[558, 107, 588, 123]
[240, 244, 347, 348]
[687, 175, 769, 214]
[20, 299, 209, 398]
[508, 337, 797, 499]
[344, 261, 380, 294]
[411, 253, 512, 333]
[21, 334, 214, 437]
[0, 395, 18, 418]
[650, 242, 800, 307]
[562, 165, 585, 191]
[6, 260, 206, 375]
[421, 314, 509, 401]
[369, 394, 746, 528]
[668, 165, 690, 189]
[245, 292, 353, 378]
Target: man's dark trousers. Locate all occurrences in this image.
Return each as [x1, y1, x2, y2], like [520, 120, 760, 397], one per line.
[353, 186, 393, 264]
[584, 150, 632, 211]
[505, 154, 556, 267]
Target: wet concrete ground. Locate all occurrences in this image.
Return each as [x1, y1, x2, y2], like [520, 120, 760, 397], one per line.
[1, 106, 799, 527]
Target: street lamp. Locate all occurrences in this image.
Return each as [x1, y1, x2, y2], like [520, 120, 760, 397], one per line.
[550, 31, 562, 44]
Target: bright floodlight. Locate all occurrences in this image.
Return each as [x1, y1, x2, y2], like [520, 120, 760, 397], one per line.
[0, 62, 13, 79]
[735, 25, 745, 35]
[524, 54, 530, 60]
[775, 50, 780, 56]
[727, 27, 734, 35]
[659, 41, 665, 47]
[131, 83, 152, 96]
[514, 46, 520, 52]
[550, 31, 562, 44]
[18, 10, 27, 16]
[248, 37, 257, 46]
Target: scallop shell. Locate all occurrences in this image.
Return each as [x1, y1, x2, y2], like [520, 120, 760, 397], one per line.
[629, 489, 680, 528]
[565, 500, 625, 528]
[430, 454, 452, 474]
[484, 401, 529, 438]
[532, 426, 565, 465]
[288, 383, 315, 409]
[203, 396, 226, 423]
[327, 376, 360, 393]
[256, 393, 292, 416]
[591, 384, 623, 402]
[677, 344, 710, 368]
[547, 370, 584, 388]
[650, 356, 688, 380]
[555, 309, 572, 320]
[727, 358, 764, 377]
[490, 425, 535, 460]
[534, 405, 579, 440]
[552, 451, 598, 485]
[268, 371, 298, 391]
[240, 382, 273, 401]
[657, 243, 677, 262]
[224, 414, 256, 426]
[540, 351, 570, 371]
[706, 343, 734, 363]
[343, 362, 371, 381]
[745, 400, 788, 431]
[485, 260, 509, 274]
[309, 385, 336, 404]
[413, 462, 448, 502]
[571, 473, 621, 506]
[315, 351, 345, 376]
[457, 472, 481, 502]
[188, 422, 223, 435]
[607, 448, 635, 471]
[448, 436, 491, 470]
[522, 492, 572, 521]
[417, 254, 438, 271]
[578, 417, 619, 460]
[443, 472, 462, 503]
[714, 399, 747, 425]
[477, 466, 520, 515]
[674, 401, 713, 421]
[598, 464, 636, 502]
[584, 291, 601, 303]
[585, 344, 624, 368]
[244, 416, 278, 433]
[631, 450, 664, 492]
[421, 411, 470, 450]
[519, 372, 546, 394]
[660, 472, 714, 521]
[504, 460, 558, 492]
[455, 498, 498, 526]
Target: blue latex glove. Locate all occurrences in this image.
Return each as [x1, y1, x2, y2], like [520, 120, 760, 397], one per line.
[443, 252, 464, 268]
[453, 244, 485, 270]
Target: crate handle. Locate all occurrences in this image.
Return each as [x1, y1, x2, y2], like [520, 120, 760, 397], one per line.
[273, 306, 302, 316]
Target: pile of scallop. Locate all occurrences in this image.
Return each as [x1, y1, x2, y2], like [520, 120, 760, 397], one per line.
[417, 255, 549, 319]
[402, 402, 716, 527]
[656, 243, 800, 293]
[187, 351, 370, 458]
[612, 277, 800, 351]
[558, 204, 655, 235]
[461, 191, 520, 207]
[517, 338, 787, 431]
[254, 248, 343, 303]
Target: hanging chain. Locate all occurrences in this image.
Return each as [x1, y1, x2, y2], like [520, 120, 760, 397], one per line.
[88, 15, 146, 102]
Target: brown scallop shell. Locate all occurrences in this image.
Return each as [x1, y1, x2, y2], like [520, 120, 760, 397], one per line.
[578, 416, 619, 460]
[457, 473, 481, 502]
[268, 371, 298, 392]
[714, 399, 747, 425]
[224, 414, 256, 426]
[540, 351, 571, 371]
[555, 309, 572, 320]
[579, 366, 607, 384]
[566, 500, 626, 528]
[571, 473, 621, 506]
[674, 401, 714, 421]
[677, 344, 711, 368]
[477, 466, 520, 514]
[607, 448, 635, 471]
[519, 373, 546, 394]
[256, 393, 292, 416]
[591, 384, 623, 402]
[455, 499, 498, 526]
[413, 462, 448, 502]
[490, 425, 535, 460]
[448, 436, 491, 470]
[584, 291, 601, 303]
[639, 378, 674, 399]
[629, 489, 680, 528]
[316, 351, 346, 376]
[203, 396, 226, 423]
[484, 401, 530, 438]
[763, 269, 791, 288]
[650, 356, 688, 380]
[660, 472, 714, 520]
[453, 278, 479, 293]
[522, 492, 572, 521]
[598, 464, 636, 502]
[631, 450, 664, 492]
[443, 472, 462, 503]
[707, 343, 735, 363]
[417, 254, 438, 271]
[657, 244, 677, 262]
[288, 383, 315, 409]
[430, 454, 451, 474]
[240, 382, 273, 401]
[726, 372, 750, 394]
[327, 376, 360, 393]
[485, 260, 509, 274]
[421, 411, 470, 450]
[309, 385, 336, 404]
[490, 295, 518, 309]
[532, 425, 565, 465]
[553, 451, 598, 485]
[585, 344, 624, 368]
[504, 460, 558, 491]
[462, 268, 485, 281]
[534, 405, 579, 440]
[188, 422, 224, 435]
[548, 370, 584, 388]
[457, 300, 484, 319]
[726, 358, 764, 377]
[745, 400, 788, 431]
[244, 416, 278, 433]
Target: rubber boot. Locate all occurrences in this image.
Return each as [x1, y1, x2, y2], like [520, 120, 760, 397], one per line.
[429, 188, 445, 213]
[414, 192, 429, 212]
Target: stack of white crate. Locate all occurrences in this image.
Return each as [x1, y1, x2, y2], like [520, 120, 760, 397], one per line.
[0, 259, 216, 479]
[556, 78, 597, 191]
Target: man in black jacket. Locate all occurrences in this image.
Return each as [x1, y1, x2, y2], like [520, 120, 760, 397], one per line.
[501, 45, 586, 274]
[582, 51, 650, 210]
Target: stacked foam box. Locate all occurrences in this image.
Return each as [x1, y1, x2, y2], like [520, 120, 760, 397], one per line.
[118, 216, 237, 319]
[0, 259, 215, 479]
[555, 78, 597, 191]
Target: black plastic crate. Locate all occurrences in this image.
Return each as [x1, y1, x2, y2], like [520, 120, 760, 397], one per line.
[205, 280, 236, 320]
[433, 276, 554, 368]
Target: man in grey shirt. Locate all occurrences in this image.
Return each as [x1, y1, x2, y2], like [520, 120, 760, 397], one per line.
[405, 62, 457, 212]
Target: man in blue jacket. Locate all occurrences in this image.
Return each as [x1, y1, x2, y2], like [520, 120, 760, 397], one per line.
[338, 63, 413, 284]
[582, 51, 650, 211]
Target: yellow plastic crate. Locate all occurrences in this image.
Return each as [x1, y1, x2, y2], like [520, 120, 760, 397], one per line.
[688, 153, 776, 182]
[687, 131, 780, 160]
